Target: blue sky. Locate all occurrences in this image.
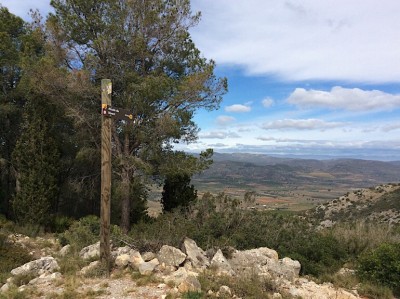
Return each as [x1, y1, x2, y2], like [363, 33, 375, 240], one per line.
[2, 0, 400, 160]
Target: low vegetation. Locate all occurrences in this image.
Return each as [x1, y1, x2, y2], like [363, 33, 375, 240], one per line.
[1, 185, 400, 298]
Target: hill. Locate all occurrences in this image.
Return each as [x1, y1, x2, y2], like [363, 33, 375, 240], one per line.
[308, 183, 400, 226]
[192, 153, 400, 210]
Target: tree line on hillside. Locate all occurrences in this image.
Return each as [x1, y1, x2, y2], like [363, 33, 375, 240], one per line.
[0, 0, 227, 232]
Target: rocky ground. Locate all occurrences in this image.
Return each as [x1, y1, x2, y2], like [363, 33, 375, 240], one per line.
[0, 234, 363, 299]
[310, 183, 400, 227]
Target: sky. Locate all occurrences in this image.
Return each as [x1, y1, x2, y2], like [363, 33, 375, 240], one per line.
[2, 0, 400, 160]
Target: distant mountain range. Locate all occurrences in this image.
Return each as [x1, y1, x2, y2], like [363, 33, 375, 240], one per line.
[194, 152, 400, 189]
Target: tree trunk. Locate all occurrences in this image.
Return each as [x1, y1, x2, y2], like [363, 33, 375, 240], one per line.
[120, 165, 130, 234]
[120, 130, 131, 234]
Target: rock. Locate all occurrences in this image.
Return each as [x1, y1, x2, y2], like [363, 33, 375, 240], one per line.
[279, 278, 360, 299]
[0, 283, 11, 292]
[210, 249, 235, 276]
[154, 263, 177, 275]
[272, 293, 283, 299]
[11, 256, 60, 277]
[268, 257, 301, 281]
[59, 244, 71, 257]
[115, 254, 130, 268]
[228, 247, 300, 281]
[112, 246, 132, 257]
[177, 275, 201, 293]
[164, 267, 198, 286]
[28, 272, 62, 285]
[157, 245, 186, 267]
[218, 285, 232, 296]
[181, 238, 210, 269]
[79, 242, 100, 260]
[138, 258, 160, 276]
[129, 250, 144, 269]
[79, 261, 100, 276]
[142, 251, 157, 262]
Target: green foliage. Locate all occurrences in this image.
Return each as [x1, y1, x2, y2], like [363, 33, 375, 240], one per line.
[58, 215, 100, 250]
[131, 192, 347, 277]
[358, 283, 393, 299]
[198, 271, 276, 299]
[330, 221, 399, 258]
[0, 232, 32, 284]
[181, 292, 203, 299]
[357, 242, 400, 295]
[49, 0, 227, 231]
[12, 98, 61, 227]
[161, 173, 197, 212]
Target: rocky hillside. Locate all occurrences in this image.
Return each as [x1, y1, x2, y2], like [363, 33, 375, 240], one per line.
[0, 235, 362, 299]
[308, 183, 400, 227]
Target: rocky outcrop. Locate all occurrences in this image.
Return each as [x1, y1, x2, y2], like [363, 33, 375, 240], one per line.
[10, 256, 59, 276]
[278, 278, 359, 299]
[1, 237, 362, 298]
[79, 242, 100, 260]
[157, 245, 187, 267]
[181, 237, 210, 269]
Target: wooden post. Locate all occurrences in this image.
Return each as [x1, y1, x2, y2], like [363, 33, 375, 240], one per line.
[100, 79, 112, 275]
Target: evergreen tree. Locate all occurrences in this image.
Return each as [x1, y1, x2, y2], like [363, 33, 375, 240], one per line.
[50, 0, 227, 232]
[161, 173, 197, 212]
[12, 98, 60, 226]
[0, 7, 26, 216]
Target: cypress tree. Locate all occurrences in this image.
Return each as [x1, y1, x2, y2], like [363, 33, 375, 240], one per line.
[12, 98, 60, 226]
[161, 173, 197, 212]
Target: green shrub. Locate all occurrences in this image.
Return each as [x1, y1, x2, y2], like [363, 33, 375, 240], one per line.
[49, 215, 74, 233]
[358, 283, 393, 299]
[357, 242, 400, 295]
[0, 233, 32, 284]
[58, 215, 100, 250]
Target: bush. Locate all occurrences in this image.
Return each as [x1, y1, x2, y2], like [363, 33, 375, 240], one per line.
[58, 215, 100, 250]
[0, 232, 32, 284]
[357, 242, 400, 295]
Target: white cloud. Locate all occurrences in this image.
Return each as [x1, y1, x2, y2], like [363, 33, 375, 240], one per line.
[262, 118, 346, 130]
[287, 86, 400, 111]
[216, 115, 236, 125]
[225, 104, 251, 113]
[262, 98, 274, 108]
[1, 0, 53, 20]
[191, 0, 400, 83]
[381, 123, 400, 132]
[199, 131, 241, 139]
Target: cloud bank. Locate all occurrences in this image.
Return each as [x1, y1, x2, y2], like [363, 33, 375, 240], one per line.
[287, 86, 400, 111]
[191, 0, 400, 83]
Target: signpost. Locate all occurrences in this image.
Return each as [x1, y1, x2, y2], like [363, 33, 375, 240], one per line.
[100, 79, 134, 275]
[102, 105, 134, 122]
[100, 79, 112, 275]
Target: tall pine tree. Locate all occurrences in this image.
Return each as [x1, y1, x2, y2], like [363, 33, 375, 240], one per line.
[12, 98, 60, 226]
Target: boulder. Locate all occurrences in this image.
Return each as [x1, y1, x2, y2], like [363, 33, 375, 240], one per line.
[210, 249, 235, 276]
[279, 278, 360, 299]
[79, 242, 100, 260]
[138, 258, 160, 276]
[157, 245, 186, 267]
[112, 246, 132, 258]
[228, 247, 300, 281]
[177, 275, 201, 293]
[129, 250, 144, 269]
[28, 272, 62, 285]
[59, 244, 71, 257]
[181, 238, 210, 269]
[11, 256, 59, 277]
[267, 257, 301, 281]
[142, 252, 157, 262]
[115, 254, 130, 268]
[79, 261, 100, 276]
[164, 267, 200, 292]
